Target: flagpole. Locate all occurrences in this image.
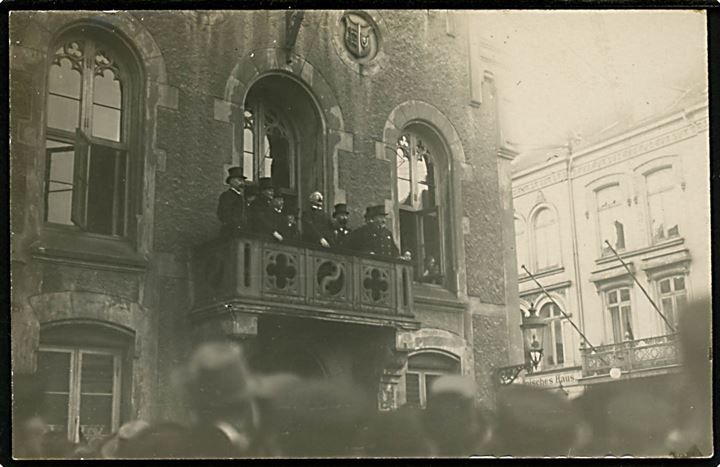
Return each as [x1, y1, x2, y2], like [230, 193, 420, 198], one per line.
[603, 240, 676, 333]
[521, 265, 608, 364]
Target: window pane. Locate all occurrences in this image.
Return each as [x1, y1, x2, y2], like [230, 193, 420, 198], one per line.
[396, 147, 411, 180]
[424, 374, 441, 400]
[93, 68, 122, 109]
[80, 353, 115, 394]
[86, 146, 125, 235]
[620, 288, 630, 302]
[45, 393, 70, 434]
[38, 351, 71, 392]
[648, 193, 664, 240]
[268, 133, 291, 190]
[46, 143, 76, 225]
[397, 179, 411, 206]
[646, 168, 672, 194]
[554, 320, 565, 364]
[49, 58, 81, 99]
[659, 279, 671, 294]
[79, 394, 113, 440]
[421, 212, 440, 267]
[676, 294, 687, 317]
[399, 210, 418, 267]
[243, 153, 254, 182]
[673, 276, 685, 291]
[405, 373, 420, 406]
[608, 291, 617, 304]
[47, 94, 80, 133]
[244, 128, 254, 153]
[92, 104, 122, 141]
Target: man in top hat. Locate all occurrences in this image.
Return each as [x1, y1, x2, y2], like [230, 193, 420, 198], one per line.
[302, 191, 333, 248]
[331, 203, 352, 249]
[217, 166, 247, 237]
[346, 205, 400, 258]
[248, 177, 284, 242]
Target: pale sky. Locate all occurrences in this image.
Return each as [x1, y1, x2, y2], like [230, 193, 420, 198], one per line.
[469, 10, 708, 154]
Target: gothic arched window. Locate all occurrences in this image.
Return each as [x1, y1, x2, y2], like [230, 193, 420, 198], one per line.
[44, 32, 140, 237]
[395, 127, 450, 285]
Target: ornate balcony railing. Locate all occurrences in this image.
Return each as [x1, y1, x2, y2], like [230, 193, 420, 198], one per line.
[190, 235, 418, 327]
[580, 333, 681, 381]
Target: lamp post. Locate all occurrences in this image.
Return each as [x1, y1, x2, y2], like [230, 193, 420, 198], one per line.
[496, 304, 548, 385]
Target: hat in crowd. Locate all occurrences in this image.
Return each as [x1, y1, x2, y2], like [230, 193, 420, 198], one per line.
[99, 419, 151, 458]
[225, 166, 247, 184]
[245, 183, 258, 197]
[365, 205, 388, 219]
[183, 341, 254, 411]
[493, 384, 580, 456]
[332, 203, 349, 217]
[258, 177, 274, 191]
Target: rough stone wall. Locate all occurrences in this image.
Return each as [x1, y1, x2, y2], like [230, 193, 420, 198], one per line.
[472, 313, 509, 406]
[10, 10, 514, 420]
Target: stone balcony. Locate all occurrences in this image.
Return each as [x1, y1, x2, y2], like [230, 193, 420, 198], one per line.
[579, 333, 681, 384]
[190, 235, 419, 330]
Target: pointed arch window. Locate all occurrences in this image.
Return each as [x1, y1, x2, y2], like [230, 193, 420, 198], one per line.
[44, 34, 139, 238]
[242, 102, 295, 203]
[395, 129, 450, 285]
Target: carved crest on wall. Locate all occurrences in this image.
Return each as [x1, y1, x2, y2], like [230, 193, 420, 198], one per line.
[341, 12, 379, 61]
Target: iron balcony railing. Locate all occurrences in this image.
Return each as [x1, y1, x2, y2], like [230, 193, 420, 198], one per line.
[580, 333, 680, 379]
[190, 235, 417, 325]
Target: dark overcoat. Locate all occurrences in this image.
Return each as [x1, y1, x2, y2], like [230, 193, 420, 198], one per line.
[346, 223, 400, 258]
[302, 208, 334, 246]
[217, 189, 246, 236]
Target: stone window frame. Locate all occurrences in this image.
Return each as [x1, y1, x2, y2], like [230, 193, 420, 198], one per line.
[404, 349, 461, 408]
[11, 13, 176, 268]
[384, 101, 466, 296]
[37, 344, 123, 444]
[43, 28, 141, 239]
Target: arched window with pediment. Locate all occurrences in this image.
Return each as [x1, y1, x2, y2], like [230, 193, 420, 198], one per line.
[394, 124, 452, 286]
[44, 28, 142, 238]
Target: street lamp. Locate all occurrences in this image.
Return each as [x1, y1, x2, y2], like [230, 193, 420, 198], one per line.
[496, 304, 548, 385]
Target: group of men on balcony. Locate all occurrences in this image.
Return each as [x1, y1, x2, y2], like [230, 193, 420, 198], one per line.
[217, 166, 402, 259]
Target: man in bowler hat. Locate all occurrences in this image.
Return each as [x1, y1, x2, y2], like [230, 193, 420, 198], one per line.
[217, 166, 247, 237]
[347, 205, 400, 258]
[249, 177, 284, 241]
[331, 203, 352, 248]
[302, 191, 333, 248]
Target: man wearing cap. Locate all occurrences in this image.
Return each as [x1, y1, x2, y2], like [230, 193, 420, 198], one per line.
[216, 166, 247, 237]
[248, 177, 284, 242]
[346, 205, 400, 258]
[331, 203, 352, 248]
[302, 191, 333, 248]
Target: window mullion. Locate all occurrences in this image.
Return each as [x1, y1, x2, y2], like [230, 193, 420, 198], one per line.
[255, 104, 263, 180]
[70, 350, 82, 443]
[81, 41, 95, 133]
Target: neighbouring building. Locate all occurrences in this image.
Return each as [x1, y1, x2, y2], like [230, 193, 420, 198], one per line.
[10, 10, 521, 444]
[510, 87, 709, 398]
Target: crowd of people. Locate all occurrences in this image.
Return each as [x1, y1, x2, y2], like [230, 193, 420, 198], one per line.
[12, 298, 711, 459]
[217, 167, 403, 258]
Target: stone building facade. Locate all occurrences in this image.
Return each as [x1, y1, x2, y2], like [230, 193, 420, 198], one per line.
[10, 10, 519, 442]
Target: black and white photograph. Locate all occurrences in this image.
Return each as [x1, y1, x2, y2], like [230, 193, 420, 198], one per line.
[6, 8, 713, 459]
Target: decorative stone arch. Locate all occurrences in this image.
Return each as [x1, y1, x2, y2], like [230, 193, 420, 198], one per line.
[28, 291, 151, 356]
[221, 49, 348, 203]
[10, 11, 177, 255]
[532, 291, 569, 316]
[383, 100, 468, 295]
[397, 327, 471, 375]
